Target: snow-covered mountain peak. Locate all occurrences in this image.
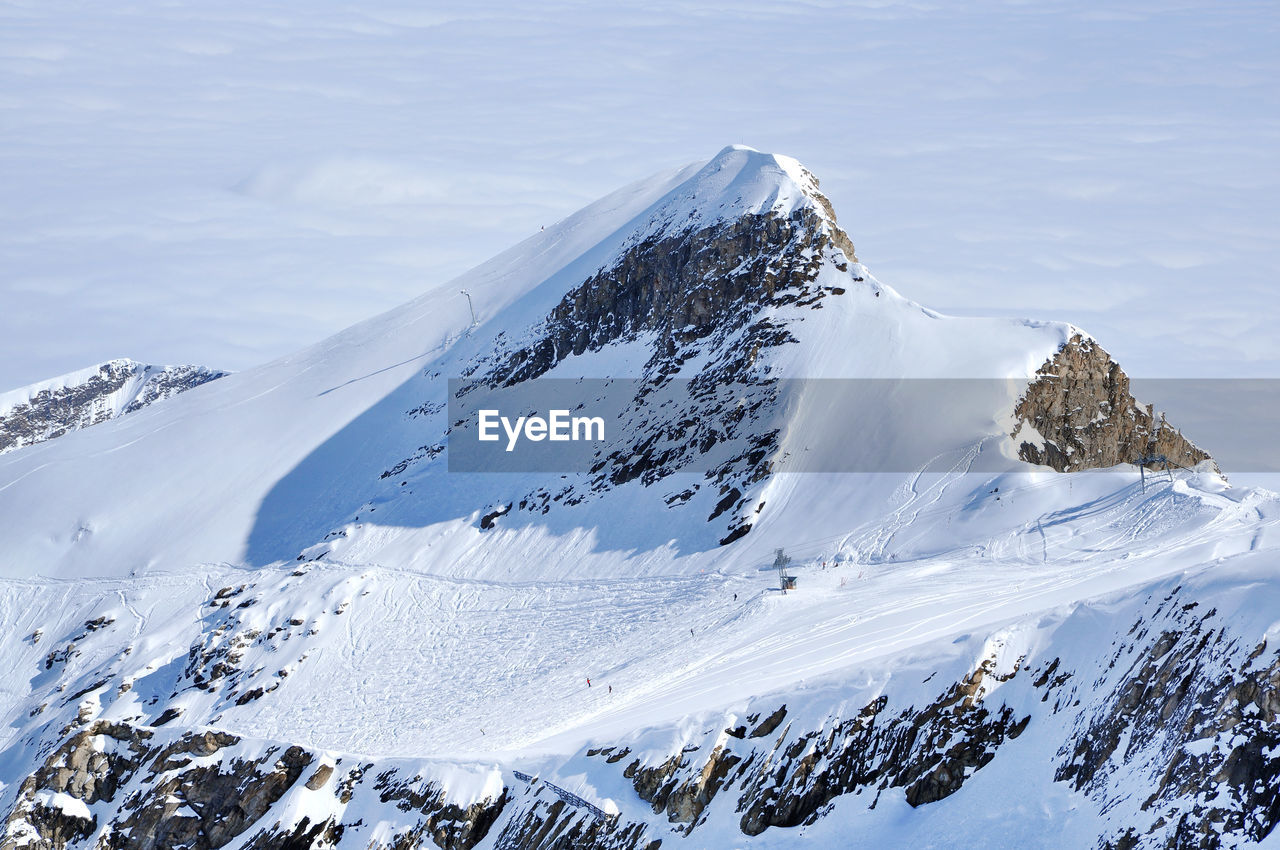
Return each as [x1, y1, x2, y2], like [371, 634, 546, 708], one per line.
[352, 148, 1213, 559]
[0, 147, 1216, 579]
[614, 144, 856, 269]
[657, 144, 828, 225]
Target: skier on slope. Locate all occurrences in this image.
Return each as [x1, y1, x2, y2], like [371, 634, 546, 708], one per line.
[587, 677, 591, 688]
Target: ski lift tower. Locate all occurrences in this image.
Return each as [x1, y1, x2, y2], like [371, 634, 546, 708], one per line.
[459, 289, 477, 331]
[1136, 454, 1173, 493]
[773, 548, 796, 593]
[1137, 421, 1174, 494]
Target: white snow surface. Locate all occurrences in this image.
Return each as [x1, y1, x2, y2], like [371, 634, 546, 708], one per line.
[1, 146, 1278, 846]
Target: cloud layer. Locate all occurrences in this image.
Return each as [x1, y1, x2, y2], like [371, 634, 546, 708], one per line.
[1, 0, 1276, 389]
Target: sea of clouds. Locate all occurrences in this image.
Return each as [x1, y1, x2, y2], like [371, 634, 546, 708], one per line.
[1, 0, 1276, 390]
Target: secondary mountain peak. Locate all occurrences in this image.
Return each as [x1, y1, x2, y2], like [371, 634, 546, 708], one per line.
[0, 358, 227, 455]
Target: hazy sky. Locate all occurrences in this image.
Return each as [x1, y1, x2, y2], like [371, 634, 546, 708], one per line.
[1, 0, 1277, 389]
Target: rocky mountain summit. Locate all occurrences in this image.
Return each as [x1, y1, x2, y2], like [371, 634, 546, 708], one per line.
[1013, 335, 1211, 474]
[431, 159, 858, 545]
[388, 148, 1209, 553]
[0, 359, 226, 455]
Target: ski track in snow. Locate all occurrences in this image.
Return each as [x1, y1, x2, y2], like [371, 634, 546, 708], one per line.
[4, 469, 1267, 768]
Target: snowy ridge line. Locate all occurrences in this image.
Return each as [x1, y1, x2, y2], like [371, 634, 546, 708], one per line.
[0, 358, 139, 409]
[513, 770, 615, 821]
[0, 358, 224, 411]
[0, 358, 228, 456]
[599, 145, 829, 271]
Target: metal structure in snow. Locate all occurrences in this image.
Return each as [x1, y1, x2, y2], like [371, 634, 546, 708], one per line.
[774, 548, 796, 593]
[1137, 454, 1174, 493]
[460, 289, 477, 329]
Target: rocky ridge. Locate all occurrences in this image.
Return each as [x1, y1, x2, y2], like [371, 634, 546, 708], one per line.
[0, 360, 226, 455]
[395, 167, 861, 546]
[1013, 335, 1211, 473]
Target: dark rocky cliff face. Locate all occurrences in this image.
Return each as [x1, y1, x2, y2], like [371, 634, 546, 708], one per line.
[1013, 334, 1210, 473]
[0, 722, 313, 850]
[605, 653, 1032, 838]
[1058, 593, 1280, 849]
[399, 191, 861, 545]
[0, 360, 226, 455]
[486, 205, 853, 387]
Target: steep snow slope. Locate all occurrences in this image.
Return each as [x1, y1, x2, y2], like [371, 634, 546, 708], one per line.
[1, 147, 1277, 850]
[0, 158, 705, 578]
[1, 478, 1277, 849]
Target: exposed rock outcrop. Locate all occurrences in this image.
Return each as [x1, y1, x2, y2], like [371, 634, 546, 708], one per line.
[1059, 590, 1280, 849]
[370, 770, 508, 850]
[487, 205, 852, 387]
[492, 798, 651, 850]
[107, 743, 312, 850]
[613, 653, 1030, 837]
[0, 360, 226, 455]
[1, 723, 310, 850]
[1, 721, 151, 850]
[422, 194, 858, 545]
[1013, 335, 1210, 472]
